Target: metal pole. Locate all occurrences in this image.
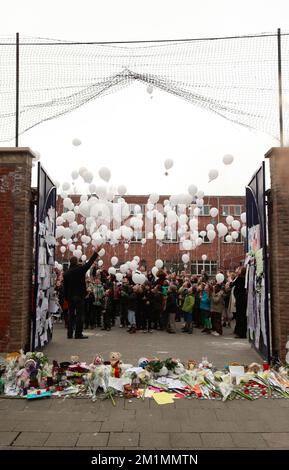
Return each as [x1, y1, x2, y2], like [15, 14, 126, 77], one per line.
[15, 32, 19, 147]
[277, 28, 284, 147]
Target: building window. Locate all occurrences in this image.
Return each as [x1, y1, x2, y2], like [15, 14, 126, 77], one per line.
[222, 205, 242, 216]
[223, 233, 244, 244]
[191, 261, 218, 276]
[198, 205, 211, 216]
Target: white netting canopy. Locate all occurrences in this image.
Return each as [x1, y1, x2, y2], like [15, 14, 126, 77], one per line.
[0, 32, 289, 141]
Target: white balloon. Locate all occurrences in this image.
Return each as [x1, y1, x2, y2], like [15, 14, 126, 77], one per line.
[201, 254, 207, 261]
[71, 170, 79, 180]
[217, 223, 228, 237]
[182, 254, 190, 264]
[141, 238, 146, 245]
[66, 211, 75, 223]
[124, 243, 129, 250]
[73, 249, 82, 259]
[98, 248, 105, 257]
[79, 167, 88, 177]
[210, 207, 219, 218]
[241, 225, 247, 238]
[116, 273, 123, 282]
[207, 229, 216, 241]
[241, 212, 246, 224]
[222, 154, 234, 165]
[155, 259, 163, 269]
[151, 266, 158, 277]
[164, 158, 174, 170]
[149, 193, 159, 204]
[196, 198, 204, 207]
[147, 84, 153, 94]
[216, 273, 225, 284]
[155, 229, 165, 240]
[61, 238, 68, 245]
[232, 220, 241, 230]
[74, 206, 80, 214]
[63, 197, 73, 209]
[111, 256, 118, 266]
[231, 231, 239, 240]
[98, 260, 103, 267]
[62, 182, 70, 191]
[147, 232, 154, 239]
[77, 224, 84, 232]
[56, 216, 64, 226]
[208, 169, 219, 182]
[226, 215, 234, 225]
[72, 138, 82, 146]
[188, 184, 198, 196]
[206, 223, 214, 232]
[83, 171, 93, 184]
[196, 190, 205, 198]
[183, 239, 193, 250]
[225, 234, 233, 243]
[117, 184, 127, 196]
[108, 267, 116, 275]
[134, 256, 140, 263]
[69, 243, 76, 252]
[99, 167, 111, 182]
[193, 207, 201, 216]
[89, 183, 97, 194]
[81, 254, 87, 262]
[197, 237, 203, 246]
[60, 246, 66, 254]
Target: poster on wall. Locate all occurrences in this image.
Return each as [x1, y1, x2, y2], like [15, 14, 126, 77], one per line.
[245, 162, 270, 362]
[32, 164, 57, 350]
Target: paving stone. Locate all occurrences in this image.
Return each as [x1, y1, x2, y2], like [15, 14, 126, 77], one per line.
[170, 432, 202, 448]
[215, 409, 260, 422]
[44, 433, 79, 447]
[13, 432, 50, 447]
[181, 421, 239, 433]
[13, 422, 48, 432]
[76, 432, 109, 447]
[125, 399, 149, 409]
[124, 419, 181, 433]
[44, 421, 102, 433]
[261, 433, 289, 448]
[231, 433, 267, 448]
[0, 420, 17, 431]
[139, 433, 170, 448]
[0, 432, 19, 446]
[108, 432, 139, 447]
[23, 400, 52, 410]
[200, 433, 235, 448]
[100, 420, 124, 432]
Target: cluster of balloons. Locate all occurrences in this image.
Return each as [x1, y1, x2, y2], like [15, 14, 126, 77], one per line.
[53, 143, 245, 279]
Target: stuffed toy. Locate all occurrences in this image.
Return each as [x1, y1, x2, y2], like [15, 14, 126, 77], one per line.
[109, 352, 122, 378]
[187, 359, 197, 370]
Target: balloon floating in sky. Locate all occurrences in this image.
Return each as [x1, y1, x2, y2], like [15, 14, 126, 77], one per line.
[164, 158, 174, 175]
[208, 169, 219, 182]
[147, 84, 153, 94]
[99, 167, 111, 182]
[72, 138, 82, 146]
[222, 154, 234, 165]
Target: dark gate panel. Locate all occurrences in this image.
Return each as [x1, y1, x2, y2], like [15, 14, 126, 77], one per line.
[32, 163, 57, 350]
[246, 162, 271, 361]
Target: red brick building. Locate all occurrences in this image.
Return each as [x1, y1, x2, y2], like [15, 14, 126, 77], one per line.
[56, 195, 245, 276]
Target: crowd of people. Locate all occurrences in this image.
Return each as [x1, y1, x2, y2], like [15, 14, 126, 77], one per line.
[56, 252, 247, 340]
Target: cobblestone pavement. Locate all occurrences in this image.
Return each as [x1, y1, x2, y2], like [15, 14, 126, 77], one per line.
[2, 322, 286, 450]
[0, 397, 289, 449]
[45, 321, 261, 367]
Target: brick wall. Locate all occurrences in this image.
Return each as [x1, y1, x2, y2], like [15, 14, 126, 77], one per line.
[266, 147, 289, 361]
[56, 194, 245, 273]
[0, 148, 34, 352]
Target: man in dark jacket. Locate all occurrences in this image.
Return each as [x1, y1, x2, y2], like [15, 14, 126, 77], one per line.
[64, 250, 98, 339]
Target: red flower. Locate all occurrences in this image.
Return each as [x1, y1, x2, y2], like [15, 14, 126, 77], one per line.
[37, 390, 41, 395]
[244, 389, 250, 395]
[261, 390, 266, 395]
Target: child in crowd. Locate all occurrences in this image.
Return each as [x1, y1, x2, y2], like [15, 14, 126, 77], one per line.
[200, 283, 212, 334]
[127, 285, 138, 333]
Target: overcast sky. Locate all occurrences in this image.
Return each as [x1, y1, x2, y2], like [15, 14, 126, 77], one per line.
[3, 0, 289, 196]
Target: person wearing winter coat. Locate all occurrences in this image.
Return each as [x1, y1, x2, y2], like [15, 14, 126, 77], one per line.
[181, 287, 195, 334]
[165, 285, 178, 333]
[211, 285, 224, 336]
